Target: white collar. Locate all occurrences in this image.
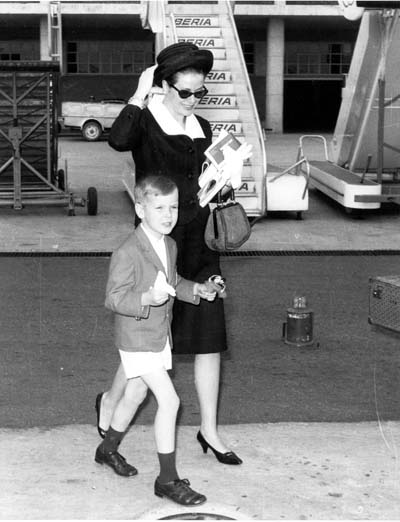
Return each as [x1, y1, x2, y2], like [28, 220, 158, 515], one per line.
[148, 95, 205, 140]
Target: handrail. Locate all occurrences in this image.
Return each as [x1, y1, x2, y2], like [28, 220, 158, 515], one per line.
[155, 1, 177, 52]
[223, 0, 267, 210]
[298, 134, 330, 161]
[140, 0, 166, 49]
[168, 11, 178, 44]
[159, 0, 167, 49]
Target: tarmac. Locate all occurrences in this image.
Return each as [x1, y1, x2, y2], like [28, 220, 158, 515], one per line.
[1, 133, 400, 520]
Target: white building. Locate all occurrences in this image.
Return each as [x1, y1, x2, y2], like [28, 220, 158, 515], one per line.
[0, 0, 362, 132]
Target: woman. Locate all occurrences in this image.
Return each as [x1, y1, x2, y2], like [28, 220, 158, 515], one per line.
[97, 42, 242, 465]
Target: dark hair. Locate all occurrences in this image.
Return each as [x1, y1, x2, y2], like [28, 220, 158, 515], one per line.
[134, 174, 178, 202]
[166, 67, 207, 86]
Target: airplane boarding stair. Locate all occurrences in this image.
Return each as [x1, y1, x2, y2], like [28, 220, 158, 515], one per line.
[147, 0, 267, 217]
[301, 7, 400, 213]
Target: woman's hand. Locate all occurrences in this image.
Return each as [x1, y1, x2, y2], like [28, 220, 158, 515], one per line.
[133, 65, 158, 99]
[128, 65, 164, 106]
[220, 142, 253, 189]
[194, 283, 217, 302]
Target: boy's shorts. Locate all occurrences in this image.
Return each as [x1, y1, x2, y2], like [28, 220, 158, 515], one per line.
[119, 341, 172, 379]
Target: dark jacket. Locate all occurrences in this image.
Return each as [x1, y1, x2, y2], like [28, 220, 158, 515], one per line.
[108, 104, 213, 225]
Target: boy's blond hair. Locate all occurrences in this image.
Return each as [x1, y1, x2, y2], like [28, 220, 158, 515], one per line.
[134, 175, 178, 203]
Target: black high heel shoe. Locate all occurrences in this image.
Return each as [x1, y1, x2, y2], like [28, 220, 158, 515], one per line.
[196, 431, 242, 465]
[95, 393, 107, 439]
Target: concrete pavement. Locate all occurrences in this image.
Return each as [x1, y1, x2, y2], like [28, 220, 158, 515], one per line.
[0, 133, 400, 253]
[1, 134, 400, 520]
[1, 423, 399, 520]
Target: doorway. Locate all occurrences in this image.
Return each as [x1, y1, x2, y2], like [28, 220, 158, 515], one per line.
[284, 79, 343, 132]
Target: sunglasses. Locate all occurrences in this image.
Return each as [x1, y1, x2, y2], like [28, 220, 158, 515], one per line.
[169, 84, 208, 99]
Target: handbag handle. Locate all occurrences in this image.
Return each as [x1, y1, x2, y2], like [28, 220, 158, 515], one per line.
[216, 188, 235, 205]
[214, 188, 235, 239]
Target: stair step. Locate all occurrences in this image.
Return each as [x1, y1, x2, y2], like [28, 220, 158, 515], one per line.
[176, 36, 224, 49]
[176, 41, 226, 60]
[208, 60, 231, 71]
[174, 27, 221, 38]
[235, 196, 262, 215]
[198, 95, 236, 108]
[240, 167, 257, 180]
[206, 70, 232, 82]
[236, 181, 258, 194]
[205, 83, 235, 95]
[174, 15, 220, 26]
[210, 121, 243, 134]
[196, 108, 240, 120]
[202, 113, 255, 124]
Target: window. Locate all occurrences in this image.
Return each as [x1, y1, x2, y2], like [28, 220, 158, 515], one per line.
[242, 41, 255, 74]
[285, 42, 353, 76]
[66, 41, 153, 74]
[0, 41, 38, 61]
[66, 42, 77, 73]
[327, 43, 342, 74]
[0, 53, 21, 60]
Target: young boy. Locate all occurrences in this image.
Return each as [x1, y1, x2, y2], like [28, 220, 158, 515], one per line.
[95, 175, 217, 506]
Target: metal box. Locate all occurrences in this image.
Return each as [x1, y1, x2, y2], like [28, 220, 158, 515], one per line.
[266, 164, 309, 220]
[369, 275, 400, 333]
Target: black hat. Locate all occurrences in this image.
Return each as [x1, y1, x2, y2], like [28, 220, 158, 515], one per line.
[153, 42, 213, 87]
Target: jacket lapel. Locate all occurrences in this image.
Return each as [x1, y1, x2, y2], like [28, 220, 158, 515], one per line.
[165, 237, 175, 286]
[134, 226, 165, 274]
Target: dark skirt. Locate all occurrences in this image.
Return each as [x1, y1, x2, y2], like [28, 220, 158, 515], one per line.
[170, 206, 227, 354]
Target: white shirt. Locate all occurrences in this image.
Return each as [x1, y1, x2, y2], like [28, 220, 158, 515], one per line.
[140, 222, 168, 276]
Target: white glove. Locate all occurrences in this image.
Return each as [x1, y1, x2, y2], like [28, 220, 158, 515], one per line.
[133, 65, 157, 98]
[154, 270, 176, 297]
[220, 142, 253, 189]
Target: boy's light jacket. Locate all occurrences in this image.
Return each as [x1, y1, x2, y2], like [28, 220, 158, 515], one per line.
[105, 226, 200, 352]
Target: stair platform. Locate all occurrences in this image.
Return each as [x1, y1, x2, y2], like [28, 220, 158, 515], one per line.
[266, 163, 308, 218]
[308, 160, 382, 210]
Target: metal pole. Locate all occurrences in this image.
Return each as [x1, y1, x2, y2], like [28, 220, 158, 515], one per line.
[11, 72, 22, 209]
[377, 78, 385, 183]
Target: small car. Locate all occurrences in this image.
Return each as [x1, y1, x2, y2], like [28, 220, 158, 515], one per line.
[60, 99, 126, 141]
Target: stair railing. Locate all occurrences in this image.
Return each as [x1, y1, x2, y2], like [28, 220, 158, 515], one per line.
[140, 0, 174, 52]
[155, 1, 178, 53]
[222, 0, 267, 213]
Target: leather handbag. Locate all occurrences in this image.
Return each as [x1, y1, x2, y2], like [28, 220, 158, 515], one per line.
[204, 190, 251, 252]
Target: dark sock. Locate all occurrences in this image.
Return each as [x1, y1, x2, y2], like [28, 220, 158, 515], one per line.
[157, 451, 179, 484]
[102, 427, 124, 453]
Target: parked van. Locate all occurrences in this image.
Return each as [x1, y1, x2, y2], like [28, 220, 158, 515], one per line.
[60, 99, 125, 141]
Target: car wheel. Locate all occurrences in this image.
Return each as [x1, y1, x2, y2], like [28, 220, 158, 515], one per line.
[87, 186, 98, 215]
[82, 121, 102, 141]
[57, 169, 66, 192]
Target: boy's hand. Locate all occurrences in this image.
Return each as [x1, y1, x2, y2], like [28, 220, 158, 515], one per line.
[141, 271, 175, 307]
[194, 282, 217, 302]
[142, 286, 169, 306]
